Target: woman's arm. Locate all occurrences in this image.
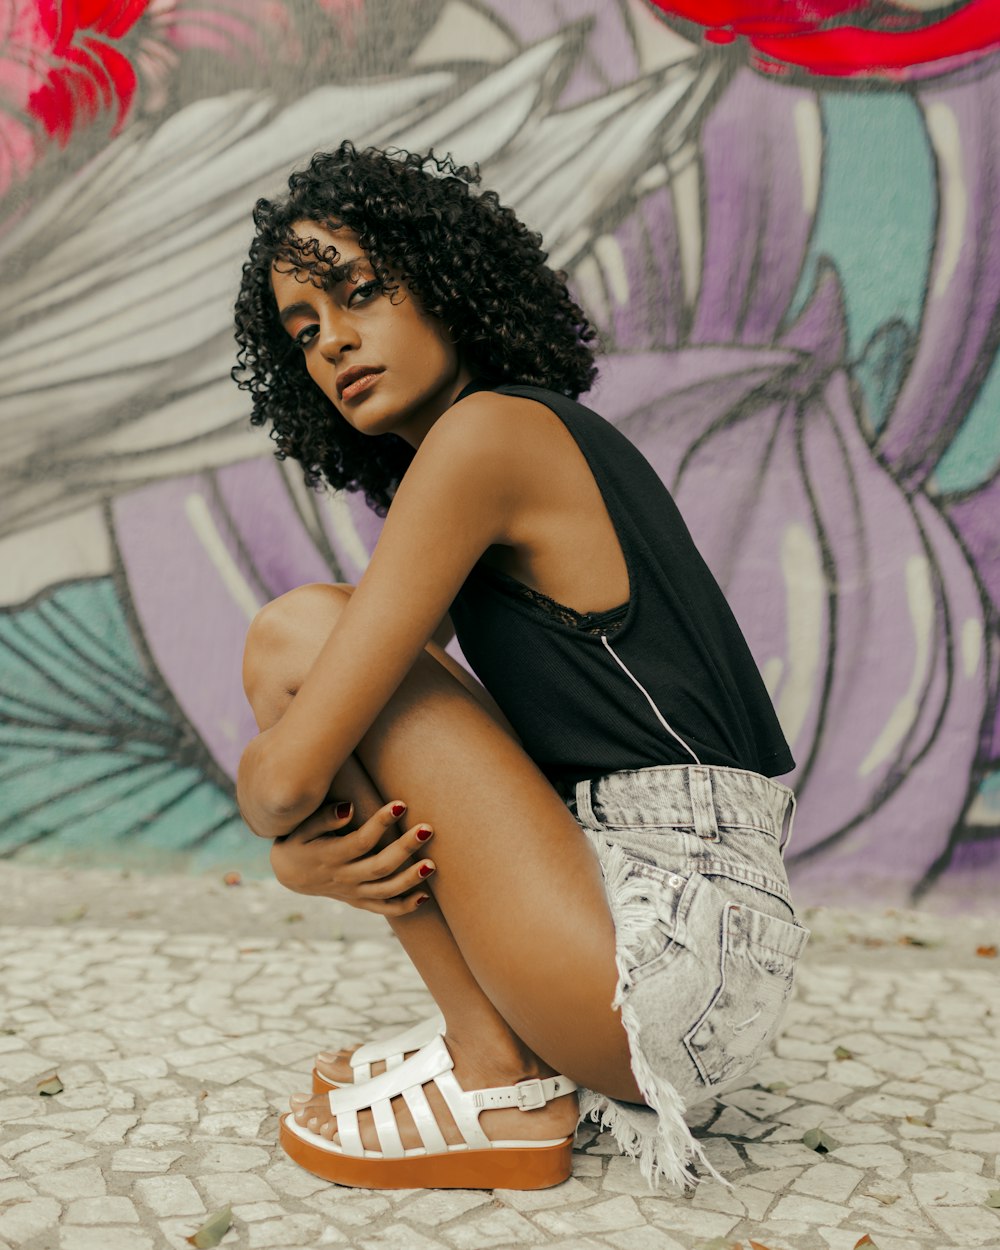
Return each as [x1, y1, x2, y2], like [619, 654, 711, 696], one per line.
[237, 396, 519, 838]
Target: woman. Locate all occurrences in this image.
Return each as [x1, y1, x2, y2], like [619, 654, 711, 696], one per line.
[232, 141, 809, 1193]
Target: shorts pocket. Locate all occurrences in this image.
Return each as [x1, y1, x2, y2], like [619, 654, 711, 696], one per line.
[592, 838, 695, 991]
[683, 898, 809, 1088]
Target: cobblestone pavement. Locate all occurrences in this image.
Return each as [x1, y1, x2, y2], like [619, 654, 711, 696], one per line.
[1, 864, 998, 1250]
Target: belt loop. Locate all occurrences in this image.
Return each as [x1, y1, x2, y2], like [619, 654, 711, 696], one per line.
[575, 777, 600, 829]
[779, 790, 797, 855]
[688, 766, 718, 841]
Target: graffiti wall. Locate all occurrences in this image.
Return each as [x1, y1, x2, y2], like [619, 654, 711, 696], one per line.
[1, 0, 998, 909]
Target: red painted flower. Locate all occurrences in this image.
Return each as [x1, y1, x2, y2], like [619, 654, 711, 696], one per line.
[646, 0, 1000, 78]
[26, 0, 150, 143]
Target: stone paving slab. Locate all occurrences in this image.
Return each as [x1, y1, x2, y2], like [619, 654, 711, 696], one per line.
[0, 866, 998, 1250]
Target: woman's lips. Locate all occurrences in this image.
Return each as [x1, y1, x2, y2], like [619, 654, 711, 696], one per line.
[340, 369, 383, 401]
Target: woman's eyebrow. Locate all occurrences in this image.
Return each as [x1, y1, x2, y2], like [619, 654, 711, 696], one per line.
[278, 300, 318, 326]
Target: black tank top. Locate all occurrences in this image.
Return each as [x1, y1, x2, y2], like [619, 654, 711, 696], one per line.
[447, 379, 795, 786]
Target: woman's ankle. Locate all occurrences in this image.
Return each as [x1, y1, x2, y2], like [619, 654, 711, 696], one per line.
[444, 1025, 558, 1086]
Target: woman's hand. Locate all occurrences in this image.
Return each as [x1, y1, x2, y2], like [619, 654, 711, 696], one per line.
[269, 798, 436, 916]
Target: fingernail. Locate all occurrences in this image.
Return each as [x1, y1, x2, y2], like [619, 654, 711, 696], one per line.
[336, 802, 352, 819]
[418, 864, 434, 878]
[415, 827, 433, 842]
[416, 894, 429, 906]
[316, 1052, 340, 1063]
[391, 802, 406, 818]
[289, 1092, 310, 1106]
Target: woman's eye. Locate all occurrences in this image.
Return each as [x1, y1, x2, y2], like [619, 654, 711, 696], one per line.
[293, 325, 319, 349]
[348, 281, 380, 306]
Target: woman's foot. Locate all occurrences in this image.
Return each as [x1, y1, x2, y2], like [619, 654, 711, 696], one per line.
[293, 1033, 579, 1152]
[313, 1013, 445, 1088]
[313, 1044, 417, 1084]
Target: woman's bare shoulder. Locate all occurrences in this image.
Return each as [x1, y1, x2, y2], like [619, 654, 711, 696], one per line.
[431, 388, 570, 469]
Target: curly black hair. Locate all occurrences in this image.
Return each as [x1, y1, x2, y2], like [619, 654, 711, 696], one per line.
[232, 141, 598, 515]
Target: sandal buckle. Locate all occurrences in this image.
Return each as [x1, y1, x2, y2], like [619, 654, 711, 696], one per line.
[514, 1078, 546, 1110]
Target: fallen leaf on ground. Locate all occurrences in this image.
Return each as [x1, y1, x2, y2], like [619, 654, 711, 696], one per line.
[834, 1045, 853, 1060]
[984, 1190, 1000, 1209]
[905, 1114, 931, 1127]
[862, 1189, 899, 1206]
[749, 1241, 775, 1249]
[284, 912, 304, 923]
[765, 1080, 790, 1092]
[223, 871, 242, 886]
[56, 904, 88, 924]
[185, 1205, 232, 1248]
[897, 934, 938, 947]
[802, 1127, 841, 1153]
[976, 945, 998, 958]
[36, 1073, 63, 1096]
[854, 1237, 878, 1249]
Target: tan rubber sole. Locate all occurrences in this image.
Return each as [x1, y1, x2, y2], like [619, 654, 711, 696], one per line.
[311, 1066, 337, 1095]
[279, 1116, 574, 1190]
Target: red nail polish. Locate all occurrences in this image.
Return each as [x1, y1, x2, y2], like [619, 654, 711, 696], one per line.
[415, 828, 432, 842]
[391, 802, 406, 817]
[415, 895, 429, 906]
[418, 864, 434, 878]
[336, 802, 352, 819]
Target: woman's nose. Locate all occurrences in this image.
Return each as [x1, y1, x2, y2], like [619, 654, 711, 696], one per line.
[317, 313, 359, 360]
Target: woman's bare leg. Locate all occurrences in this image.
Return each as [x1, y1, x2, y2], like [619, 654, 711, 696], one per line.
[243, 582, 641, 1149]
[244, 587, 560, 1082]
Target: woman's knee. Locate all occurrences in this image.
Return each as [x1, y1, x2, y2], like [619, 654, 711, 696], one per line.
[243, 582, 355, 709]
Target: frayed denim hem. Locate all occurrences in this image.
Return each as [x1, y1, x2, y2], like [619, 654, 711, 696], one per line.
[583, 837, 729, 1192]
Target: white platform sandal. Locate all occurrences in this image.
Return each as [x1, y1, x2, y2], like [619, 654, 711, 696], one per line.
[283, 1033, 578, 1190]
[311, 1012, 445, 1093]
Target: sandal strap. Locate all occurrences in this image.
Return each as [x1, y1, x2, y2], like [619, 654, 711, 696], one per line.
[351, 1012, 445, 1079]
[471, 1075, 577, 1111]
[325, 1035, 578, 1159]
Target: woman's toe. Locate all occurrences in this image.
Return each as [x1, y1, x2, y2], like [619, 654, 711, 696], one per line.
[320, 1120, 336, 1140]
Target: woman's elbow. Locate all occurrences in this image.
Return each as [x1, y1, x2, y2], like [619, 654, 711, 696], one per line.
[237, 740, 321, 836]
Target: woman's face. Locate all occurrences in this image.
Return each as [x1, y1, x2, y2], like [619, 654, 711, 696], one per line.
[270, 220, 472, 447]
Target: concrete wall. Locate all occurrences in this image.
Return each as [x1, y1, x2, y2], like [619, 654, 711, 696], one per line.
[1, 1, 997, 909]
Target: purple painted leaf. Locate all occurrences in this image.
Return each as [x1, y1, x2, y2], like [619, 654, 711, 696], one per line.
[588, 346, 799, 472]
[692, 69, 820, 346]
[646, 346, 987, 893]
[112, 464, 332, 779]
[584, 184, 686, 350]
[215, 459, 335, 598]
[779, 261, 846, 368]
[313, 486, 386, 586]
[947, 476, 1000, 761]
[947, 475, 1000, 618]
[879, 58, 1000, 487]
[790, 486, 987, 905]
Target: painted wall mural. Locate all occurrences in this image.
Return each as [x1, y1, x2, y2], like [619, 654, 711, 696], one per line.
[1, 0, 998, 909]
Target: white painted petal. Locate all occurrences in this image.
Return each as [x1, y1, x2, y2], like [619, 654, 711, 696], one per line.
[858, 555, 933, 778]
[0, 508, 112, 608]
[184, 493, 261, 622]
[410, 0, 517, 67]
[776, 523, 824, 751]
[925, 102, 965, 301]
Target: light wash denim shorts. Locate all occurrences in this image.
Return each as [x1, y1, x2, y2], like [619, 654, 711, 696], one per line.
[556, 763, 810, 1189]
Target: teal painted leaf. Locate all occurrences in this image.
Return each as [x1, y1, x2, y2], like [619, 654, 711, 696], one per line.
[0, 578, 266, 874]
